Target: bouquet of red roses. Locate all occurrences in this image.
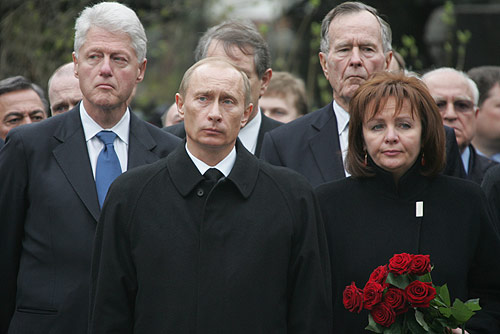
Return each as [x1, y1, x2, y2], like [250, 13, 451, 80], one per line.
[343, 253, 481, 333]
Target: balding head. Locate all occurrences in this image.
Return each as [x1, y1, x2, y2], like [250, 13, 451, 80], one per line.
[48, 62, 83, 115]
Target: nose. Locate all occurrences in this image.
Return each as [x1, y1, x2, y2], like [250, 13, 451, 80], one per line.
[99, 56, 112, 77]
[442, 101, 457, 122]
[349, 47, 363, 67]
[208, 102, 222, 123]
[384, 126, 399, 143]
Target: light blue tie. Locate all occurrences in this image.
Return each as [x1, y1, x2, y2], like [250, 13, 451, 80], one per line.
[95, 131, 122, 208]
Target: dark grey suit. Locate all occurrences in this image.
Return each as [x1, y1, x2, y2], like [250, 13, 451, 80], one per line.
[164, 111, 282, 157]
[466, 144, 497, 184]
[261, 102, 466, 187]
[0, 106, 181, 334]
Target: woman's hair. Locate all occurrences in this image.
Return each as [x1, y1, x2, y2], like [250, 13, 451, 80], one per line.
[346, 71, 446, 178]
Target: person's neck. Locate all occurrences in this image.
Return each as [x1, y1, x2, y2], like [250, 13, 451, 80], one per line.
[472, 137, 499, 158]
[187, 141, 235, 167]
[334, 95, 349, 112]
[83, 100, 127, 129]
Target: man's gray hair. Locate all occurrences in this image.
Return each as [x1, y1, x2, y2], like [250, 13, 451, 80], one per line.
[194, 19, 271, 79]
[423, 67, 479, 106]
[320, 1, 392, 54]
[0, 76, 48, 113]
[74, 2, 147, 62]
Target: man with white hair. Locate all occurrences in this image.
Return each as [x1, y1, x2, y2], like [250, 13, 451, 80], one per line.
[423, 67, 497, 184]
[0, 3, 180, 333]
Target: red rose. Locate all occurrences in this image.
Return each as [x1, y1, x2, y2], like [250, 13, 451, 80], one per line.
[388, 253, 413, 275]
[405, 281, 436, 308]
[384, 286, 409, 315]
[409, 254, 431, 275]
[369, 265, 388, 284]
[343, 282, 364, 313]
[363, 281, 384, 310]
[371, 302, 396, 327]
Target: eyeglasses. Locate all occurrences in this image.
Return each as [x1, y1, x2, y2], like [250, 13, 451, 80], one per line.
[435, 100, 475, 113]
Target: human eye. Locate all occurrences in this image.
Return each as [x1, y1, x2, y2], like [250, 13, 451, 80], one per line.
[398, 122, 411, 129]
[222, 98, 235, 105]
[454, 100, 473, 112]
[369, 123, 384, 131]
[113, 55, 128, 66]
[435, 100, 447, 110]
[5, 116, 21, 125]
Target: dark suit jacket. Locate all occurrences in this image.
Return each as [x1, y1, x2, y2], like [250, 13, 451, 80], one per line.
[164, 111, 282, 157]
[0, 138, 4, 150]
[466, 144, 497, 184]
[0, 106, 181, 334]
[260, 102, 466, 187]
[89, 140, 332, 333]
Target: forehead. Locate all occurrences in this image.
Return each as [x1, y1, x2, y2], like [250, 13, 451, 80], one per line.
[206, 41, 256, 77]
[329, 11, 383, 46]
[188, 63, 245, 96]
[425, 72, 473, 99]
[366, 97, 416, 120]
[0, 89, 44, 110]
[79, 27, 135, 56]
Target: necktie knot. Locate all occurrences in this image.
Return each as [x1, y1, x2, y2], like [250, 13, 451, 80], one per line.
[204, 168, 223, 182]
[96, 130, 117, 146]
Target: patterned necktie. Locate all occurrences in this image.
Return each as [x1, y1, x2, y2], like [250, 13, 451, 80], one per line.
[95, 131, 122, 208]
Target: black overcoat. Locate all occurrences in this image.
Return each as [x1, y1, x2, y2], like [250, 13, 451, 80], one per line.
[89, 140, 332, 334]
[316, 161, 500, 333]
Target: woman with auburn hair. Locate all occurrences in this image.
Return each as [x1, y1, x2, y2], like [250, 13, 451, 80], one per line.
[316, 71, 500, 333]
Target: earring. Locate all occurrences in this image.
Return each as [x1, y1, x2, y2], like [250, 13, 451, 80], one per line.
[421, 152, 425, 166]
[364, 152, 368, 166]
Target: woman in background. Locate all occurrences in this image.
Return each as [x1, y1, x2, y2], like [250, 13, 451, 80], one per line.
[316, 71, 500, 333]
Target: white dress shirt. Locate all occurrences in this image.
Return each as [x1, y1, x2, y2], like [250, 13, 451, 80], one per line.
[80, 104, 130, 178]
[238, 108, 261, 154]
[333, 101, 350, 176]
[186, 143, 236, 177]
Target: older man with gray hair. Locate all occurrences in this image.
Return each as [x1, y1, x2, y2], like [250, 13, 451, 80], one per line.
[0, 3, 180, 333]
[423, 67, 497, 184]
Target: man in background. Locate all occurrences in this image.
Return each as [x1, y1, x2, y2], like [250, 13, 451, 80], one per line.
[47, 62, 83, 116]
[0, 3, 180, 333]
[260, 71, 308, 123]
[0, 75, 47, 140]
[423, 68, 496, 184]
[164, 19, 282, 157]
[468, 66, 500, 162]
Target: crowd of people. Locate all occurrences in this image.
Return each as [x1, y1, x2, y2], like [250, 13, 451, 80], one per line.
[0, 1, 499, 334]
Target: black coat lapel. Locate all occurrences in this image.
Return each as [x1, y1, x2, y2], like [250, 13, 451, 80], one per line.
[52, 108, 100, 222]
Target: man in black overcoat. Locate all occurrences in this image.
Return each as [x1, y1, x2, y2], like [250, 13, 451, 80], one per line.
[164, 19, 282, 157]
[260, 2, 465, 187]
[89, 58, 332, 334]
[0, 3, 181, 333]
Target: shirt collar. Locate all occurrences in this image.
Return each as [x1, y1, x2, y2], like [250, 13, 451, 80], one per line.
[333, 100, 350, 135]
[461, 145, 471, 174]
[238, 108, 262, 153]
[185, 143, 236, 177]
[80, 103, 130, 144]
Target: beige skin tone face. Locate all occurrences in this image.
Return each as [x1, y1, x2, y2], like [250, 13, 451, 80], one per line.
[319, 11, 391, 111]
[73, 27, 146, 128]
[176, 62, 253, 166]
[260, 94, 301, 123]
[363, 98, 422, 183]
[206, 41, 271, 121]
[0, 89, 46, 140]
[49, 74, 83, 115]
[424, 72, 477, 153]
[473, 84, 500, 156]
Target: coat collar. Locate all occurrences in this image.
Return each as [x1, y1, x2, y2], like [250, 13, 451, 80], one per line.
[167, 139, 259, 199]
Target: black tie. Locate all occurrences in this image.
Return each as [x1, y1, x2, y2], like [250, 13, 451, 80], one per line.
[204, 168, 224, 183]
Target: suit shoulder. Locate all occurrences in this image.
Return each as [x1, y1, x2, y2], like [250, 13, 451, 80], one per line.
[163, 122, 185, 138]
[142, 121, 181, 142]
[257, 160, 313, 192]
[112, 157, 169, 192]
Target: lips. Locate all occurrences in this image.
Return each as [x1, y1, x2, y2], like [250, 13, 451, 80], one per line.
[96, 83, 114, 89]
[382, 150, 402, 156]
